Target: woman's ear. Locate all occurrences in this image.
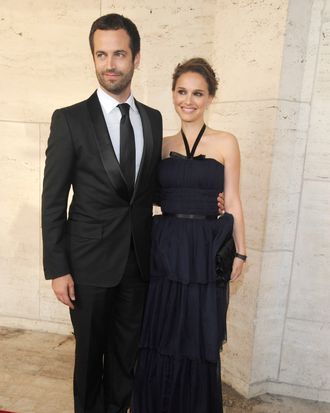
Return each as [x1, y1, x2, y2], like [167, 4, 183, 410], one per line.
[206, 95, 214, 109]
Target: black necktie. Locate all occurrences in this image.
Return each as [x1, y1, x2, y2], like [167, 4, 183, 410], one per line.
[118, 103, 136, 194]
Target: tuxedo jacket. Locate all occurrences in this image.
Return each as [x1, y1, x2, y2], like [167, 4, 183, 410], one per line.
[42, 91, 162, 287]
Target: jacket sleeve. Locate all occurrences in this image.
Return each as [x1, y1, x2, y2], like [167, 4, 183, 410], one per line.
[152, 110, 163, 206]
[41, 109, 75, 279]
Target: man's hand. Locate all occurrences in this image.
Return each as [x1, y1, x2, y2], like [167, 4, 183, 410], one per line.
[217, 192, 225, 215]
[52, 274, 75, 309]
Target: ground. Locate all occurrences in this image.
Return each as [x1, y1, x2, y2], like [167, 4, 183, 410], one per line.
[0, 327, 329, 413]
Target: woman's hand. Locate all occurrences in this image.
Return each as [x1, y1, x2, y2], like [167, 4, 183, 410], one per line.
[230, 257, 245, 281]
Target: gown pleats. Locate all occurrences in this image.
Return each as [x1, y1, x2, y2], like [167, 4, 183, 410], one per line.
[132, 156, 232, 413]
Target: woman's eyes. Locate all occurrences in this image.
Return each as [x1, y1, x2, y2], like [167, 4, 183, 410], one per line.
[177, 90, 203, 97]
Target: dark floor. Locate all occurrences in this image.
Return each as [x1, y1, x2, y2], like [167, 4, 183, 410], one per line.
[0, 327, 329, 413]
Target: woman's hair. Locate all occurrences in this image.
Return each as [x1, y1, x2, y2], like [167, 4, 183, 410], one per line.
[172, 57, 218, 96]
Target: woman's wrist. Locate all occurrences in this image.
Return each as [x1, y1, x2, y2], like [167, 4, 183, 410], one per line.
[235, 252, 247, 262]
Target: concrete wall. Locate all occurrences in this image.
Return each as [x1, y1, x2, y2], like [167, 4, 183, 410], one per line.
[0, 0, 329, 403]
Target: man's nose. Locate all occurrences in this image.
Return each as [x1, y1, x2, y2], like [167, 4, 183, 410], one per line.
[106, 56, 116, 70]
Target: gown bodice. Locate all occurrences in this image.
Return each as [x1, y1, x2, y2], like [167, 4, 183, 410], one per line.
[158, 155, 224, 216]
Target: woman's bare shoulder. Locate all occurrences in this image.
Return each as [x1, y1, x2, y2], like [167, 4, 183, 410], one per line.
[163, 133, 179, 141]
[162, 134, 180, 158]
[202, 128, 239, 164]
[206, 128, 237, 144]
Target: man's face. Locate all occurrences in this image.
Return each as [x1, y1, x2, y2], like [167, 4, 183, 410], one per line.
[93, 29, 140, 100]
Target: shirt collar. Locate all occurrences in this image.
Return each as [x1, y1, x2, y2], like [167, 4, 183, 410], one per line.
[97, 87, 138, 114]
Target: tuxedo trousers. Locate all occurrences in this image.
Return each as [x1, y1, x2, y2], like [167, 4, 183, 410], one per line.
[70, 246, 147, 413]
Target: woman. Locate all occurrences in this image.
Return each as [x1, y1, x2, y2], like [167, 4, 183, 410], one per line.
[132, 58, 246, 413]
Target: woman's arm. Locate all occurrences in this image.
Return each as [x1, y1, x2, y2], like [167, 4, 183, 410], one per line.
[221, 133, 246, 281]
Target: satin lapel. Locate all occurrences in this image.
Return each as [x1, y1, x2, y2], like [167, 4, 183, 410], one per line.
[132, 100, 154, 202]
[86, 92, 130, 202]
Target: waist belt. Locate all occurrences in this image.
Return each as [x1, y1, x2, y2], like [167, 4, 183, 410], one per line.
[163, 212, 218, 220]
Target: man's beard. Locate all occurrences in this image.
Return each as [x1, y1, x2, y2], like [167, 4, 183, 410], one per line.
[97, 67, 134, 95]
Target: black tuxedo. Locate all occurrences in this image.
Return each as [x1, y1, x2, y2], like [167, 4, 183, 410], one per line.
[42, 91, 162, 285]
[42, 91, 162, 413]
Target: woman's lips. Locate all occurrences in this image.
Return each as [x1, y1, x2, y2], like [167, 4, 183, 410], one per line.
[180, 106, 196, 112]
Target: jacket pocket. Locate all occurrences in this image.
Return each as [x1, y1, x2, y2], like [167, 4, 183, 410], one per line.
[67, 220, 103, 239]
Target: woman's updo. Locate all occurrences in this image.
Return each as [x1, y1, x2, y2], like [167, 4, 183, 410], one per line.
[172, 57, 219, 96]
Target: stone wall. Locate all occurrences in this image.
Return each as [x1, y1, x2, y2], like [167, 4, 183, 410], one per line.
[262, 0, 330, 401]
[0, 0, 329, 403]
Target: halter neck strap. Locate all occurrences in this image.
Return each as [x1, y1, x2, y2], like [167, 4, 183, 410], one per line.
[181, 124, 206, 158]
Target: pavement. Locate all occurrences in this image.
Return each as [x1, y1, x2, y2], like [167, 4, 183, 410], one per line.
[0, 327, 329, 413]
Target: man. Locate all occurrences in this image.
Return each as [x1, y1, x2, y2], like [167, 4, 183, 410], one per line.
[42, 14, 162, 413]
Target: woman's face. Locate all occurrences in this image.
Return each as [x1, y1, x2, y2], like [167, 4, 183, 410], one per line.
[172, 71, 213, 123]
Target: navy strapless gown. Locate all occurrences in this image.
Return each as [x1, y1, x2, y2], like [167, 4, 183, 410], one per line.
[132, 151, 233, 413]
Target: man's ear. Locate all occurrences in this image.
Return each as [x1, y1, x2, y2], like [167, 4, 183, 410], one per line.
[134, 52, 141, 69]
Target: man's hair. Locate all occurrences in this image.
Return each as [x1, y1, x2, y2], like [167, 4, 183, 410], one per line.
[89, 13, 140, 59]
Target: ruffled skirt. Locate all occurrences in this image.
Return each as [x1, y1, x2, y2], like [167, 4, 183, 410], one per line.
[132, 213, 233, 413]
